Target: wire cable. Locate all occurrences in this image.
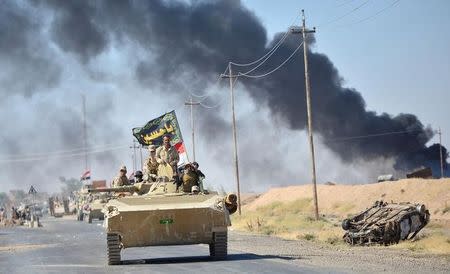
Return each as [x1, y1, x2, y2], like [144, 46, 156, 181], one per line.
[0, 143, 129, 159]
[0, 145, 129, 163]
[229, 12, 300, 67]
[335, 0, 356, 8]
[230, 31, 290, 67]
[199, 76, 239, 109]
[338, 0, 401, 27]
[324, 129, 424, 142]
[318, 0, 371, 28]
[238, 41, 304, 79]
[189, 66, 229, 98]
[234, 33, 291, 76]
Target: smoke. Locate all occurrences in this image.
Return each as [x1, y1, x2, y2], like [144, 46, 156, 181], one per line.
[0, 0, 447, 193]
[0, 1, 61, 97]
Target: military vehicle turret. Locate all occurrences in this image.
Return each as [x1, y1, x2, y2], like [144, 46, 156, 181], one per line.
[342, 200, 430, 245]
[90, 164, 237, 265]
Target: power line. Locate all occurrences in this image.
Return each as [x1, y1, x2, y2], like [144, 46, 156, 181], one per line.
[230, 30, 290, 67]
[189, 66, 229, 100]
[230, 13, 300, 67]
[0, 143, 129, 159]
[198, 75, 239, 109]
[234, 33, 291, 76]
[318, 0, 371, 28]
[337, 0, 401, 27]
[324, 129, 424, 142]
[0, 145, 129, 163]
[335, 0, 356, 8]
[238, 41, 304, 79]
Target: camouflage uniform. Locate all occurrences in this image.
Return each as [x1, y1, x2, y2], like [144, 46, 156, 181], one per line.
[143, 158, 159, 176]
[112, 174, 129, 187]
[182, 167, 199, 192]
[156, 145, 179, 169]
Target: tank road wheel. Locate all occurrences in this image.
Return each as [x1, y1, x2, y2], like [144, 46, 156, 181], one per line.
[209, 231, 228, 260]
[107, 233, 121, 265]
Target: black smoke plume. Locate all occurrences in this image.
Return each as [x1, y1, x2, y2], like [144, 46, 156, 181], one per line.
[0, 0, 447, 192]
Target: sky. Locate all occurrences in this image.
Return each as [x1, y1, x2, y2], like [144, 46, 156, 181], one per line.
[0, 0, 448, 194]
[244, 0, 450, 146]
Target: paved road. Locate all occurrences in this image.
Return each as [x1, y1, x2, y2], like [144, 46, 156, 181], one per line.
[0, 217, 332, 274]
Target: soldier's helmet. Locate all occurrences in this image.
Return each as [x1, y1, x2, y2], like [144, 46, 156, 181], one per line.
[148, 145, 156, 152]
[135, 170, 143, 177]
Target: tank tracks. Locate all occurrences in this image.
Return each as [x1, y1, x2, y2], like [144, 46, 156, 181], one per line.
[107, 233, 121, 265]
[209, 231, 227, 260]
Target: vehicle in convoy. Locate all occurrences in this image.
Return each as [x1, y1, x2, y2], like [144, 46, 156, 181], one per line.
[342, 200, 430, 245]
[82, 194, 109, 223]
[75, 181, 109, 222]
[89, 164, 238, 265]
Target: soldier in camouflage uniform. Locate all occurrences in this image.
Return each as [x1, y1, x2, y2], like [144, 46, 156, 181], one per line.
[112, 165, 130, 187]
[143, 145, 159, 181]
[156, 135, 179, 172]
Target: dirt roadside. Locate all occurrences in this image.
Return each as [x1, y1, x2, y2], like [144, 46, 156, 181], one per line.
[228, 230, 450, 273]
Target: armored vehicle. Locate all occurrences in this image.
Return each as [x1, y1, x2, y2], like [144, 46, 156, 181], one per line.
[82, 194, 109, 223]
[90, 164, 237, 265]
[342, 201, 430, 245]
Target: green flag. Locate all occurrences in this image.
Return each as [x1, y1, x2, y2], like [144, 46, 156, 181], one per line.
[132, 111, 183, 146]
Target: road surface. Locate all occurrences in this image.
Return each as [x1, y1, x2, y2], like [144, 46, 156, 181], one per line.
[0, 217, 330, 274]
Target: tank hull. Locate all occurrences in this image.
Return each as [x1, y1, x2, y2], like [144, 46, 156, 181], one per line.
[104, 194, 230, 248]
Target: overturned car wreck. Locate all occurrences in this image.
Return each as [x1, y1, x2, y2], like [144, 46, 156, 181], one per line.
[342, 201, 430, 245]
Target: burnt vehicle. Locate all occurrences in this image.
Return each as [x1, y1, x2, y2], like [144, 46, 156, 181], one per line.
[342, 201, 430, 245]
[89, 164, 237, 265]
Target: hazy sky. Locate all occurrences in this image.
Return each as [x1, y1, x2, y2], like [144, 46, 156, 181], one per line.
[0, 0, 448, 194]
[244, 0, 450, 146]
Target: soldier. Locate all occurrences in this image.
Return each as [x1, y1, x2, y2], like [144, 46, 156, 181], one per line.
[112, 165, 130, 187]
[0, 207, 4, 222]
[143, 145, 159, 181]
[192, 162, 205, 179]
[181, 163, 200, 193]
[134, 170, 144, 183]
[156, 135, 179, 172]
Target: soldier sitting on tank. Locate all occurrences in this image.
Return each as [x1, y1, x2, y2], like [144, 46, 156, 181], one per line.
[143, 145, 159, 181]
[181, 163, 200, 193]
[112, 165, 130, 187]
[192, 162, 205, 179]
[134, 170, 144, 183]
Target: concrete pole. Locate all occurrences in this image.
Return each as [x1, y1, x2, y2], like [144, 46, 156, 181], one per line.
[229, 63, 242, 215]
[185, 97, 200, 162]
[301, 10, 319, 220]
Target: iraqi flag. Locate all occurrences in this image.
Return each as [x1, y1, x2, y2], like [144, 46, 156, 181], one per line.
[81, 170, 91, 181]
[174, 142, 189, 166]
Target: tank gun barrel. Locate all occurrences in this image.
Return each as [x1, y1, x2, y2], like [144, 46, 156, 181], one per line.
[88, 185, 137, 193]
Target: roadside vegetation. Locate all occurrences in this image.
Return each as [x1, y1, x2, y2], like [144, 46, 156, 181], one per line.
[231, 199, 450, 256]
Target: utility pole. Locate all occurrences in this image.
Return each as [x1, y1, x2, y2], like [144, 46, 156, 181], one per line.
[292, 10, 319, 220]
[81, 95, 89, 173]
[185, 96, 200, 162]
[130, 140, 139, 172]
[222, 63, 242, 215]
[139, 145, 143, 171]
[438, 127, 444, 178]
